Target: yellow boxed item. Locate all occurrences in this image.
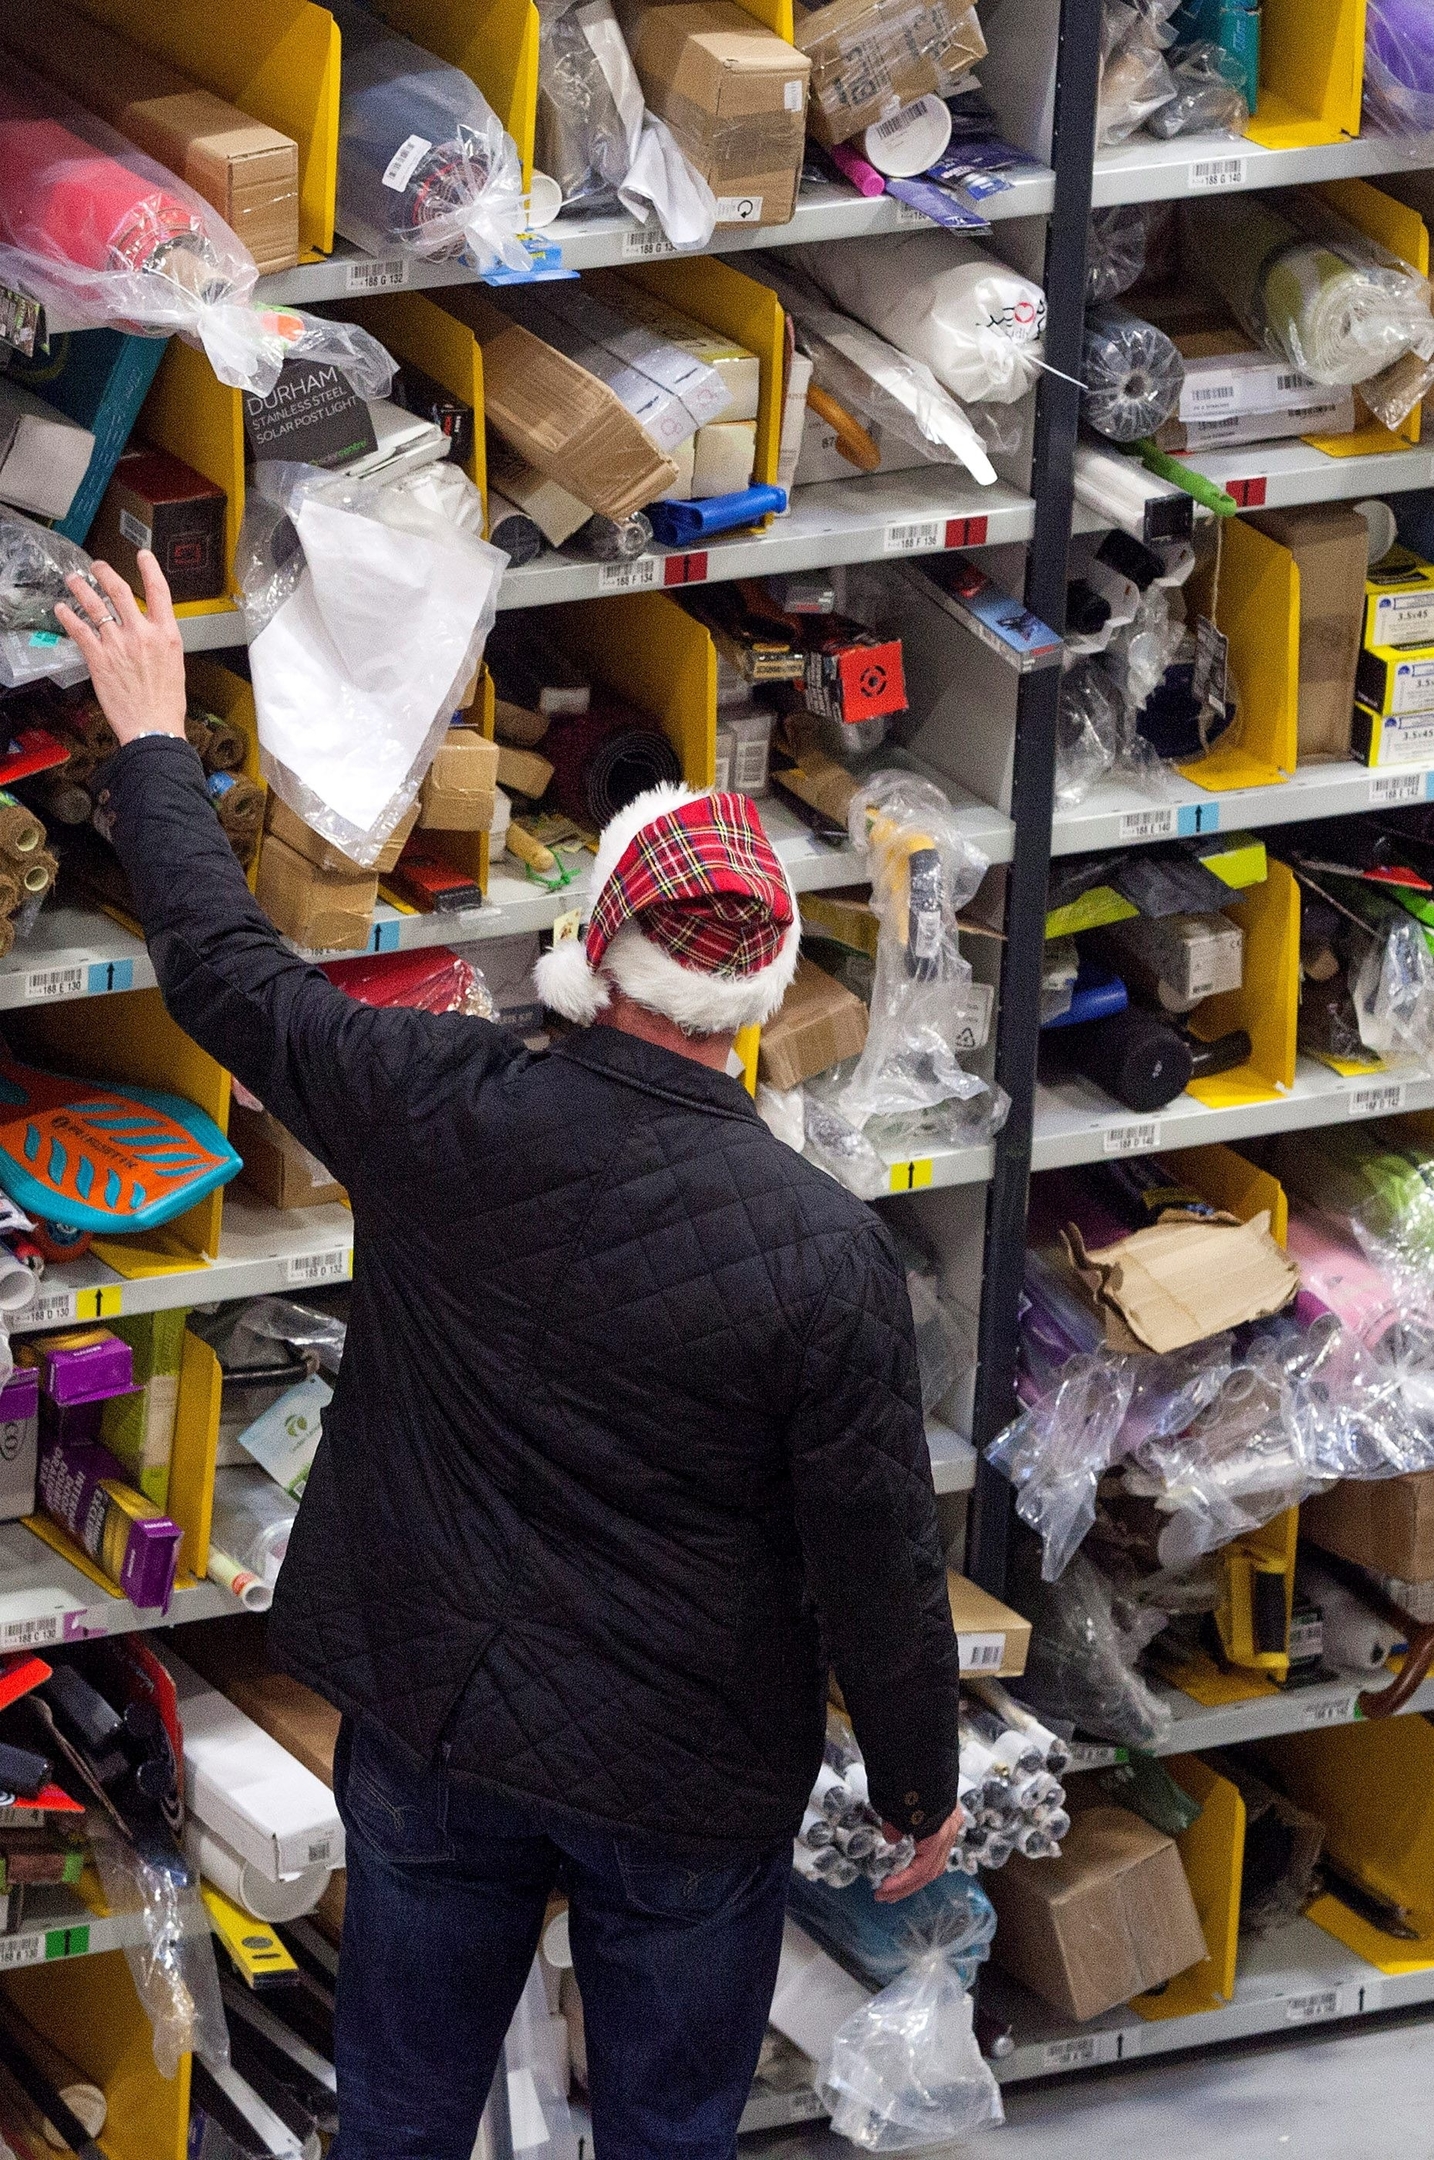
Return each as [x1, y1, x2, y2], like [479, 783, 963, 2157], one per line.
[1363, 545, 1434, 650]
[438, 288, 678, 519]
[1351, 693, 1434, 773]
[793, 0, 985, 147]
[986, 1806, 1209, 2023]
[99, 1309, 188, 1508]
[757, 956, 868, 1090]
[945, 1573, 1031, 1678]
[229, 1103, 348, 1210]
[619, 0, 811, 227]
[418, 729, 500, 832]
[0, 0, 301, 274]
[255, 833, 377, 952]
[1356, 638, 1434, 719]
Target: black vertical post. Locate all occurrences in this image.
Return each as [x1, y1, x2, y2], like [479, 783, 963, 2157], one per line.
[966, 0, 1104, 1594]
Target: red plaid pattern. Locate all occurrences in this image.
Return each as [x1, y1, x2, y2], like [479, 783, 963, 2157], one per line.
[588, 792, 793, 979]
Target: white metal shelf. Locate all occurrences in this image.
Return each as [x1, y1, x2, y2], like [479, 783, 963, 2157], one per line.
[1148, 1664, 1434, 1754]
[1091, 126, 1434, 207]
[0, 1520, 241, 1649]
[1180, 438, 1434, 510]
[255, 174, 1057, 308]
[1030, 1054, 1434, 1172]
[1051, 756, 1428, 856]
[0, 1883, 145, 1974]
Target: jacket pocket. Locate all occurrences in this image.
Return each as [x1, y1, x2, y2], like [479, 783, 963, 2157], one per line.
[338, 1717, 454, 1864]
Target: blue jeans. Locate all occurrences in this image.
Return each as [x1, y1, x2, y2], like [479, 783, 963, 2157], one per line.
[330, 1718, 791, 2160]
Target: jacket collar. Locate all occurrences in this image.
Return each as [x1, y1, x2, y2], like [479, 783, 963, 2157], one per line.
[553, 1024, 764, 1124]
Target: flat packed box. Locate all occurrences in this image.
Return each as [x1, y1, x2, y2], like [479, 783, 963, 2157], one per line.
[1250, 505, 1368, 762]
[158, 1648, 344, 1880]
[621, 0, 810, 227]
[758, 956, 868, 1091]
[794, 0, 984, 146]
[255, 833, 377, 952]
[177, 1618, 342, 1787]
[1364, 546, 1434, 650]
[442, 288, 678, 520]
[986, 1806, 1207, 2022]
[418, 728, 499, 832]
[945, 1572, 1031, 1677]
[0, 0, 301, 273]
[230, 1103, 348, 1210]
[0, 379, 94, 521]
[1302, 1470, 1434, 1584]
[89, 446, 227, 604]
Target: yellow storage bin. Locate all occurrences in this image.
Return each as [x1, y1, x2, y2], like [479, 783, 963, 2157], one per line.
[1132, 1754, 1246, 2019]
[620, 256, 788, 497]
[1246, 0, 1366, 149]
[346, 292, 487, 505]
[1183, 859, 1300, 1112]
[1178, 519, 1297, 795]
[4, 1951, 188, 2160]
[551, 592, 716, 789]
[136, 344, 246, 628]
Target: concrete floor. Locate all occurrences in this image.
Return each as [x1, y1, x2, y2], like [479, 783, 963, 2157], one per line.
[744, 2006, 1434, 2160]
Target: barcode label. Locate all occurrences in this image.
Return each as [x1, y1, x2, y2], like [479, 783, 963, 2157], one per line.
[28, 1291, 75, 1327]
[957, 1631, 1005, 1671]
[1277, 371, 1310, 391]
[24, 965, 85, 1001]
[286, 1248, 351, 1286]
[1104, 1120, 1160, 1155]
[621, 227, 678, 259]
[1370, 769, 1428, 807]
[345, 257, 409, 293]
[381, 134, 432, 191]
[1350, 1082, 1405, 1118]
[1188, 155, 1246, 188]
[118, 508, 151, 550]
[0, 1615, 61, 1650]
[1305, 1695, 1358, 1727]
[1190, 383, 1237, 403]
[1043, 2036, 1099, 2071]
[1285, 1990, 1339, 2024]
[783, 78, 804, 110]
[598, 556, 661, 592]
[1119, 807, 1177, 841]
[0, 1934, 43, 1973]
[896, 201, 932, 225]
[308, 1839, 333, 1865]
[884, 518, 943, 554]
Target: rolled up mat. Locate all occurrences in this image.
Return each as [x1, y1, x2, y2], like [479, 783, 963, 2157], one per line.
[648, 486, 786, 546]
[1082, 306, 1184, 442]
[1086, 204, 1147, 304]
[185, 1821, 331, 1923]
[487, 488, 545, 566]
[543, 704, 683, 829]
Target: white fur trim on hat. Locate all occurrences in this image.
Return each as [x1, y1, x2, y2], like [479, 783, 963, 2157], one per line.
[532, 781, 802, 1034]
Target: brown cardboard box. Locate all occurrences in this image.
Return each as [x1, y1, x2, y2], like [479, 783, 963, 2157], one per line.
[177, 1619, 341, 1786]
[0, 0, 300, 273]
[758, 957, 868, 1090]
[620, 0, 810, 227]
[1249, 506, 1370, 762]
[255, 833, 377, 952]
[1065, 1212, 1300, 1355]
[794, 0, 985, 146]
[1302, 1471, 1434, 1584]
[798, 886, 880, 958]
[496, 745, 555, 800]
[987, 1807, 1208, 2022]
[229, 1104, 348, 1211]
[439, 288, 679, 519]
[376, 802, 422, 875]
[945, 1572, 1031, 1678]
[418, 729, 500, 832]
[89, 446, 227, 604]
[264, 796, 419, 879]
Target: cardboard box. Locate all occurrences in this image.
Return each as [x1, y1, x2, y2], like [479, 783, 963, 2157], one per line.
[1363, 545, 1434, 651]
[621, 0, 810, 227]
[496, 745, 555, 801]
[986, 1807, 1207, 2022]
[794, 0, 985, 146]
[263, 795, 416, 879]
[1153, 331, 1355, 453]
[1092, 911, 1243, 1013]
[230, 1104, 348, 1210]
[1250, 506, 1368, 762]
[799, 620, 907, 729]
[158, 1648, 343, 1881]
[89, 445, 227, 603]
[243, 363, 378, 470]
[758, 957, 868, 1090]
[418, 728, 499, 832]
[0, 379, 94, 521]
[376, 802, 421, 875]
[0, 0, 300, 273]
[487, 443, 590, 548]
[945, 1572, 1031, 1678]
[441, 288, 679, 519]
[1302, 1471, 1434, 1584]
[176, 1619, 342, 1787]
[255, 833, 377, 953]
[1065, 1212, 1299, 1355]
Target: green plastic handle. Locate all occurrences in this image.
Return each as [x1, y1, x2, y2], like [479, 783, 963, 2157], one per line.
[1135, 439, 1241, 516]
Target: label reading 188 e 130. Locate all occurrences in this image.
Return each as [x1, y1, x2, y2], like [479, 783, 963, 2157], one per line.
[1350, 1082, 1405, 1118]
[24, 965, 85, 1001]
[1104, 1120, 1160, 1155]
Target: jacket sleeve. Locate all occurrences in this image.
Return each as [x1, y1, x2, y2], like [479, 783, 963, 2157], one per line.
[789, 1223, 961, 1839]
[100, 735, 491, 1185]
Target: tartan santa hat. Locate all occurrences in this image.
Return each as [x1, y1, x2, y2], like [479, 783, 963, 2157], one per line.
[534, 783, 801, 1033]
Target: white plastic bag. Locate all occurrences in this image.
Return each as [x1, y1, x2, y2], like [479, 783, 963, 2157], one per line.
[819, 1929, 1003, 2152]
[237, 461, 506, 866]
[502, 1962, 581, 2160]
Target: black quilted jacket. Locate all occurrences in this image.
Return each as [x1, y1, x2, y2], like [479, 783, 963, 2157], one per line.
[105, 737, 962, 1851]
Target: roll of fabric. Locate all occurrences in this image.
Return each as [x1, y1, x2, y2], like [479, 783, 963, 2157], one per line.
[543, 702, 683, 830]
[1086, 204, 1147, 304]
[1081, 306, 1184, 441]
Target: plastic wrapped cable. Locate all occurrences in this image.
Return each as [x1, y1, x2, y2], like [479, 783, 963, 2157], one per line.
[1098, 0, 1180, 144]
[1350, 911, 1434, 1067]
[1364, 0, 1434, 136]
[1087, 204, 1148, 304]
[1082, 306, 1185, 442]
[792, 231, 1047, 405]
[819, 1929, 1004, 2151]
[1020, 1553, 1176, 1748]
[236, 459, 505, 867]
[1056, 658, 1123, 805]
[1145, 39, 1249, 135]
[329, 0, 529, 277]
[0, 509, 108, 689]
[0, 57, 395, 400]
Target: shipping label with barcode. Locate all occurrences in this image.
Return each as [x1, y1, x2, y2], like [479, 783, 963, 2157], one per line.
[598, 556, 661, 592]
[286, 1248, 351, 1286]
[1103, 1120, 1160, 1155]
[1285, 1990, 1339, 2024]
[1178, 358, 1317, 423]
[345, 257, 409, 293]
[1188, 155, 1246, 188]
[1119, 807, 1177, 842]
[1350, 1082, 1405, 1118]
[1043, 2036, 1100, 2071]
[957, 1632, 1005, 1671]
[884, 518, 943, 555]
[1370, 769, 1429, 807]
[24, 965, 85, 1001]
[381, 135, 432, 191]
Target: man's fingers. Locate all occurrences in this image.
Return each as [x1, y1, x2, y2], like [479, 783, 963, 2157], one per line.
[875, 1854, 940, 1903]
[136, 549, 177, 633]
[89, 558, 144, 630]
[63, 574, 113, 630]
[53, 601, 102, 665]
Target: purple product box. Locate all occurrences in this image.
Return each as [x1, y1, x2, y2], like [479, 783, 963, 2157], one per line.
[36, 1431, 182, 1612]
[0, 1369, 38, 1524]
[28, 1333, 134, 1407]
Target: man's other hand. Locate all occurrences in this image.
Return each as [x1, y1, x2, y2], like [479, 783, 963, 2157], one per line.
[875, 1803, 966, 1903]
[54, 552, 187, 747]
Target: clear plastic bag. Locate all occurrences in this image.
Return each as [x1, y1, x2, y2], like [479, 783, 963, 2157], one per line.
[330, 0, 529, 277]
[1019, 1553, 1175, 1748]
[210, 1464, 298, 1589]
[1082, 306, 1186, 442]
[1087, 204, 1148, 305]
[1097, 0, 1180, 144]
[819, 1919, 1003, 2151]
[1351, 912, 1434, 1067]
[87, 1812, 230, 2078]
[1056, 658, 1123, 805]
[228, 1295, 348, 1377]
[1363, 0, 1434, 136]
[988, 1351, 1134, 1582]
[1145, 39, 1249, 136]
[0, 57, 394, 398]
[0, 508, 108, 687]
[237, 460, 505, 866]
